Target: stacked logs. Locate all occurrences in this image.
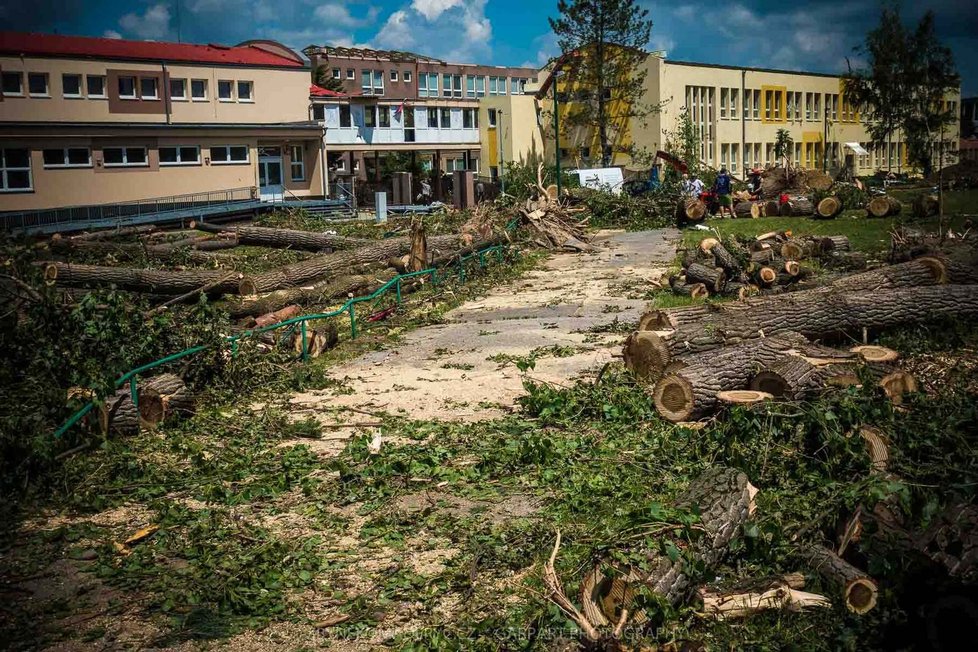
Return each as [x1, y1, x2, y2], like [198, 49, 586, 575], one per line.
[627, 254, 977, 423]
[671, 231, 848, 298]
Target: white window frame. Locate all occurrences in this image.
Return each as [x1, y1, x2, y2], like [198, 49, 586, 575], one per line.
[440, 107, 451, 129]
[140, 77, 159, 100]
[0, 147, 33, 192]
[290, 144, 305, 181]
[191, 79, 208, 101]
[346, 68, 355, 80]
[339, 104, 352, 128]
[42, 147, 92, 168]
[158, 145, 201, 166]
[332, 68, 341, 79]
[1, 71, 23, 97]
[62, 73, 82, 99]
[209, 145, 250, 165]
[379, 106, 391, 128]
[217, 79, 234, 102]
[488, 108, 497, 127]
[86, 75, 106, 99]
[169, 78, 187, 101]
[118, 75, 137, 100]
[237, 80, 253, 103]
[28, 72, 49, 97]
[390, 70, 398, 82]
[102, 146, 148, 168]
[403, 70, 412, 82]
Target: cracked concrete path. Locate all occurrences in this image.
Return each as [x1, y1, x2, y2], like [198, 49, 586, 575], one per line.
[288, 229, 680, 423]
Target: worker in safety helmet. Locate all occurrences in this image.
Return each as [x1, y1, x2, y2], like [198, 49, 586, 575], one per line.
[747, 168, 763, 200]
[714, 167, 734, 218]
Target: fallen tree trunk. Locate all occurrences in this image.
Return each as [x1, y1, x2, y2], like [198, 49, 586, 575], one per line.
[685, 262, 726, 293]
[290, 322, 339, 358]
[224, 268, 394, 318]
[237, 234, 466, 295]
[672, 282, 708, 298]
[100, 388, 140, 437]
[676, 198, 707, 223]
[866, 196, 902, 218]
[50, 236, 235, 263]
[649, 332, 809, 421]
[578, 467, 757, 628]
[193, 222, 371, 251]
[779, 198, 814, 217]
[642, 284, 978, 372]
[734, 201, 763, 219]
[798, 545, 878, 614]
[43, 262, 242, 295]
[138, 373, 194, 427]
[762, 200, 781, 217]
[710, 242, 743, 277]
[254, 304, 302, 328]
[815, 196, 844, 219]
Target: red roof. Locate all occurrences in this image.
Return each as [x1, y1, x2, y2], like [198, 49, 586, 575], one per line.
[0, 31, 305, 68]
[309, 84, 360, 98]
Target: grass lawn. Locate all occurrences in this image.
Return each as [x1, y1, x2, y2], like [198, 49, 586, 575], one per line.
[682, 189, 978, 254]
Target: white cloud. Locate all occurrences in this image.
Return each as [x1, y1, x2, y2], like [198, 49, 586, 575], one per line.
[314, 3, 379, 29]
[118, 3, 171, 40]
[103, 29, 123, 40]
[410, 0, 463, 21]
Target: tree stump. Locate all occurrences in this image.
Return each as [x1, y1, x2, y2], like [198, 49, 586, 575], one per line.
[815, 196, 844, 219]
[866, 196, 902, 218]
[138, 373, 194, 428]
[100, 388, 141, 437]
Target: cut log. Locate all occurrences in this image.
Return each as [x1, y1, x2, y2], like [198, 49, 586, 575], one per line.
[291, 322, 339, 358]
[650, 333, 808, 422]
[780, 240, 808, 260]
[193, 222, 371, 251]
[238, 234, 467, 295]
[43, 262, 242, 296]
[750, 356, 829, 399]
[879, 371, 918, 405]
[638, 285, 978, 374]
[638, 305, 715, 331]
[61, 225, 159, 241]
[224, 269, 394, 318]
[762, 200, 781, 217]
[100, 388, 140, 437]
[798, 545, 878, 614]
[698, 578, 830, 620]
[866, 196, 902, 218]
[676, 198, 707, 223]
[254, 304, 302, 328]
[138, 373, 194, 427]
[858, 425, 889, 473]
[815, 196, 844, 219]
[756, 266, 777, 286]
[818, 235, 851, 252]
[580, 467, 757, 625]
[723, 282, 752, 300]
[778, 198, 814, 217]
[699, 237, 720, 253]
[911, 194, 940, 218]
[734, 201, 763, 219]
[751, 249, 774, 264]
[49, 235, 234, 264]
[408, 217, 427, 272]
[672, 282, 709, 298]
[685, 263, 726, 293]
[623, 330, 672, 381]
[717, 390, 773, 406]
[710, 243, 743, 276]
[784, 260, 801, 276]
[850, 345, 899, 363]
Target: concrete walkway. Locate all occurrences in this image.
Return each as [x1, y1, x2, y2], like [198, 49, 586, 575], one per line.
[288, 229, 679, 425]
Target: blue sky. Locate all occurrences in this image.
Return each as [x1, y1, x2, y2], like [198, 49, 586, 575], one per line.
[2, 1, 975, 94]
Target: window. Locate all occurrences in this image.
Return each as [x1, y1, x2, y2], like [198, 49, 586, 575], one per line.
[379, 106, 390, 128]
[489, 76, 506, 95]
[730, 143, 739, 173]
[373, 70, 384, 95]
[721, 143, 729, 169]
[364, 106, 376, 128]
[730, 88, 738, 119]
[169, 78, 186, 100]
[474, 76, 485, 97]
[764, 90, 773, 119]
[62, 74, 82, 98]
[830, 94, 838, 121]
[28, 73, 48, 96]
[419, 72, 438, 98]
[462, 107, 478, 129]
[510, 77, 527, 95]
[218, 80, 233, 101]
[332, 68, 341, 79]
[2, 71, 22, 96]
[440, 107, 451, 129]
[140, 77, 158, 100]
[118, 75, 136, 99]
[191, 79, 207, 100]
[158, 146, 200, 166]
[312, 104, 325, 121]
[237, 81, 253, 102]
[339, 105, 352, 127]
[441, 74, 461, 98]
[102, 146, 147, 167]
[346, 69, 355, 79]
[720, 88, 728, 119]
[466, 75, 476, 98]
[290, 145, 305, 181]
[209, 145, 249, 164]
[488, 108, 497, 127]
[427, 107, 439, 128]
[813, 93, 821, 120]
[42, 147, 91, 168]
[0, 148, 32, 191]
[580, 146, 590, 159]
[390, 70, 398, 82]
[361, 70, 371, 94]
[403, 71, 412, 82]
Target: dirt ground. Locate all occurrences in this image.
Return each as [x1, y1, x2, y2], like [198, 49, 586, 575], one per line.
[287, 229, 679, 426]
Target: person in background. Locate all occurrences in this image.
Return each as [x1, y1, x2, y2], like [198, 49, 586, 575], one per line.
[714, 167, 734, 218]
[747, 168, 763, 199]
[681, 173, 694, 196]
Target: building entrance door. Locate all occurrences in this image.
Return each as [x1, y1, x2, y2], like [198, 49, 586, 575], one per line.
[258, 147, 284, 201]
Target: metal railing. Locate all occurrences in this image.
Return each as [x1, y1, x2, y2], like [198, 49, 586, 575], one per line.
[53, 242, 512, 440]
[1, 186, 258, 233]
[329, 180, 357, 213]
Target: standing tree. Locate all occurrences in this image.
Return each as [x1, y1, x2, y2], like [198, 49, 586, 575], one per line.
[314, 66, 346, 93]
[774, 128, 794, 169]
[549, 0, 655, 167]
[662, 106, 699, 179]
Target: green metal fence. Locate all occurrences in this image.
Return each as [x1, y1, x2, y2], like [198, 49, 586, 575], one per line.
[54, 242, 511, 439]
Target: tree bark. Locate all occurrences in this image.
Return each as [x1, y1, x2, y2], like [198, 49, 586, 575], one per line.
[224, 268, 394, 318]
[580, 467, 757, 626]
[238, 234, 464, 295]
[291, 322, 339, 358]
[734, 201, 763, 219]
[194, 222, 371, 251]
[138, 373, 194, 427]
[43, 262, 242, 295]
[49, 236, 236, 264]
[762, 200, 781, 217]
[676, 198, 707, 223]
[644, 284, 978, 371]
[685, 262, 726, 293]
[100, 388, 140, 437]
[866, 196, 902, 218]
[710, 242, 743, 277]
[650, 332, 809, 421]
[778, 198, 814, 217]
[815, 196, 844, 219]
[797, 545, 878, 614]
[671, 282, 708, 298]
